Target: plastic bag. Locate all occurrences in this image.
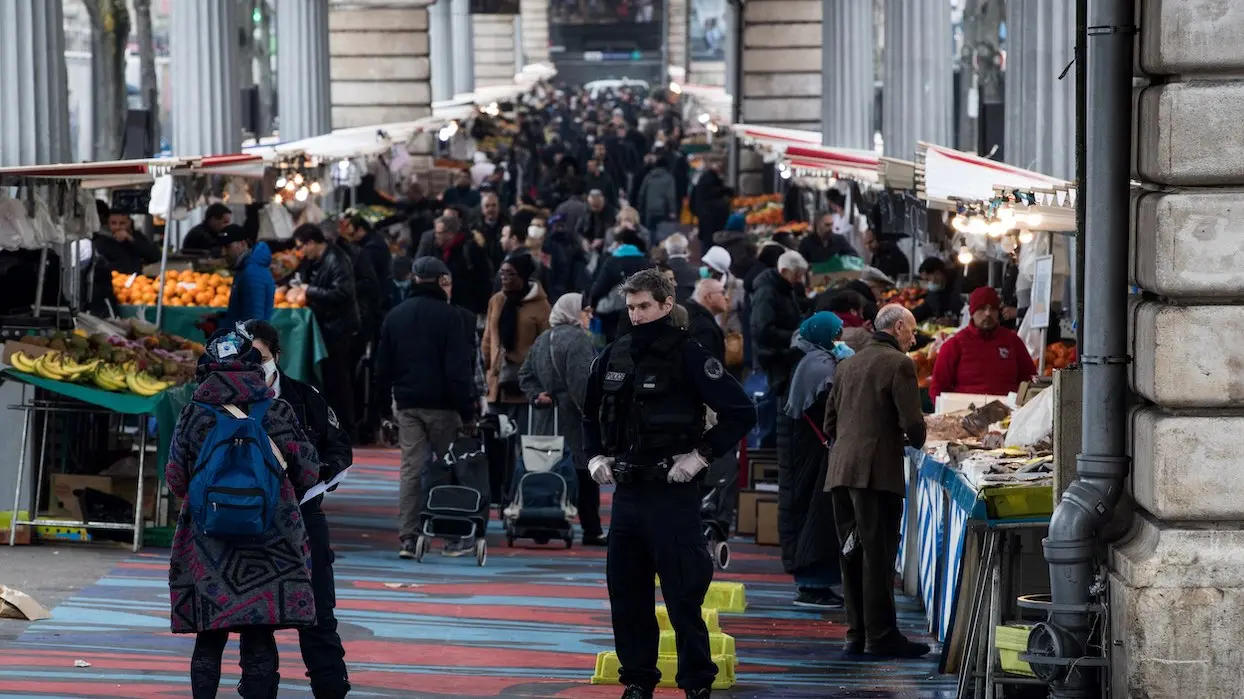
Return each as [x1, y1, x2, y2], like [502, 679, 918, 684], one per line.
[1017, 308, 1044, 361]
[1004, 387, 1054, 448]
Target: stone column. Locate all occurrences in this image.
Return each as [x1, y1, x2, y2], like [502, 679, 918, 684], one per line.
[276, 0, 332, 141]
[668, 0, 688, 79]
[822, 0, 874, 150]
[1003, 0, 1074, 178]
[170, 0, 242, 156]
[474, 15, 518, 88]
[451, 0, 475, 95]
[881, 0, 953, 159]
[736, 0, 824, 193]
[519, 0, 550, 65]
[1121, 3, 1244, 697]
[0, 0, 71, 165]
[429, 0, 455, 102]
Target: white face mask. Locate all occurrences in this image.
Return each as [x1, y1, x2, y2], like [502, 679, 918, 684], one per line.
[262, 358, 278, 385]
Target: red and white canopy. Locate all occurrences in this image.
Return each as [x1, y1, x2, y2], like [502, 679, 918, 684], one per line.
[782, 144, 881, 182]
[0, 154, 267, 189]
[917, 143, 1070, 208]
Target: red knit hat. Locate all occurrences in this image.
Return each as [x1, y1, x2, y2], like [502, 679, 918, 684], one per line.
[969, 286, 1001, 314]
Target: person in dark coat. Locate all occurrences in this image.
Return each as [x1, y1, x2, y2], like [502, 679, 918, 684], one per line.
[823, 304, 929, 658]
[662, 232, 698, 303]
[913, 256, 965, 325]
[473, 191, 510, 267]
[685, 278, 728, 362]
[692, 156, 732, 243]
[244, 319, 353, 699]
[798, 199, 861, 264]
[217, 225, 275, 331]
[588, 230, 653, 341]
[442, 169, 482, 212]
[93, 207, 162, 275]
[750, 251, 809, 398]
[164, 329, 321, 698]
[782, 312, 854, 610]
[430, 214, 494, 316]
[584, 157, 619, 211]
[341, 214, 393, 318]
[864, 229, 912, 281]
[292, 224, 361, 440]
[181, 203, 233, 253]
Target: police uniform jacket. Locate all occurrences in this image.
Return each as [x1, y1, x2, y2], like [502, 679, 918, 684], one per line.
[276, 372, 353, 507]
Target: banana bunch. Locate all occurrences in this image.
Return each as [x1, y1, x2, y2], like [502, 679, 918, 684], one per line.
[9, 350, 171, 397]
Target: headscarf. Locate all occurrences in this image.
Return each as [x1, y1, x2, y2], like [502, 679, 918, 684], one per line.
[195, 328, 262, 382]
[701, 245, 732, 277]
[499, 252, 537, 352]
[784, 314, 854, 419]
[799, 312, 844, 351]
[549, 292, 584, 327]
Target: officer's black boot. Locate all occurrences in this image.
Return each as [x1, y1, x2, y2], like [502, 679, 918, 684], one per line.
[620, 684, 654, 699]
[684, 688, 712, 699]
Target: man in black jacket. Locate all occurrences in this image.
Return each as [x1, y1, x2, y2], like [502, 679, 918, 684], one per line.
[751, 250, 809, 397]
[430, 215, 494, 317]
[686, 278, 728, 362]
[375, 257, 477, 559]
[692, 156, 732, 243]
[181, 203, 232, 253]
[243, 320, 353, 699]
[93, 207, 162, 275]
[293, 224, 362, 441]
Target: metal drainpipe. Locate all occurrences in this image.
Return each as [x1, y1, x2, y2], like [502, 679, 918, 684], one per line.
[1034, 0, 1135, 696]
[726, 0, 744, 188]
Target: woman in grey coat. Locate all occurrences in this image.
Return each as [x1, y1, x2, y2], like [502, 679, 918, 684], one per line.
[518, 292, 604, 544]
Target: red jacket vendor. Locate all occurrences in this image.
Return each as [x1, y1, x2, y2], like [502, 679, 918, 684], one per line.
[929, 287, 1036, 402]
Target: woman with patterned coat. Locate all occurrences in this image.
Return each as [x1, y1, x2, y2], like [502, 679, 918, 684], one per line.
[165, 329, 323, 699]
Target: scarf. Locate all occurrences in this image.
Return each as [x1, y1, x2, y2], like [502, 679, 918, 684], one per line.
[498, 282, 532, 352]
[784, 333, 852, 419]
[549, 292, 583, 326]
[440, 232, 466, 263]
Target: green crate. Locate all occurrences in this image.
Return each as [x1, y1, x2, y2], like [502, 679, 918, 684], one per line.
[995, 624, 1036, 677]
[143, 526, 176, 548]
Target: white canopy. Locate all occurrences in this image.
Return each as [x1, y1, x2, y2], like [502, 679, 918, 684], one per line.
[917, 142, 1071, 209]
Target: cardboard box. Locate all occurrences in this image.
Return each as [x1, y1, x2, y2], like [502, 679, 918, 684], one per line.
[738, 489, 778, 535]
[2, 340, 56, 367]
[750, 460, 779, 485]
[49, 475, 113, 521]
[0, 585, 50, 620]
[755, 499, 780, 546]
[111, 476, 159, 520]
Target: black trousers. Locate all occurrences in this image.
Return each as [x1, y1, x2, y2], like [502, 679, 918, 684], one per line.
[577, 473, 602, 539]
[320, 335, 356, 441]
[298, 501, 350, 697]
[607, 482, 715, 691]
[191, 628, 278, 699]
[830, 487, 905, 647]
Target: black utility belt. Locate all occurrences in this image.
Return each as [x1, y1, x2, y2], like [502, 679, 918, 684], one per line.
[614, 459, 673, 484]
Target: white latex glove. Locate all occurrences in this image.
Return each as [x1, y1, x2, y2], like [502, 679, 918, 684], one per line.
[668, 451, 709, 483]
[589, 455, 616, 485]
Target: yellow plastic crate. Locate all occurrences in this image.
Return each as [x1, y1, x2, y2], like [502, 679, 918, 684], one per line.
[656, 604, 720, 633]
[652, 579, 747, 613]
[981, 483, 1054, 519]
[658, 630, 736, 656]
[591, 650, 737, 689]
[995, 624, 1036, 677]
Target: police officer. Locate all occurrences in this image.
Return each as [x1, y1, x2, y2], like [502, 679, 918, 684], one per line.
[582, 269, 756, 699]
[242, 320, 353, 699]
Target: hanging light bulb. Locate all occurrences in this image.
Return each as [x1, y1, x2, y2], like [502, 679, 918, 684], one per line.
[293, 173, 304, 186]
[309, 181, 322, 195]
[284, 180, 296, 192]
[336, 160, 351, 176]
[668, 81, 682, 95]
[706, 123, 718, 133]
[957, 246, 975, 265]
[1001, 236, 1018, 254]
[1026, 212, 1043, 227]
[968, 217, 988, 235]
[951, 215, 968, 232]
[271, 193, 283, 205]
[698, 113, 711, 124]
[1019, 230, 1035, 245]
[275, 176, 287, 189]
[780, 169, 792, 180]
[295, 187, 309, 202]
[987, 220, 1009, 237]
[997, 205, 1015, 223]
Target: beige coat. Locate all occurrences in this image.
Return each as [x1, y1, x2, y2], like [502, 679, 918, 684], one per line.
[483, 283, 552, 404]
[823, 335, 927, 496]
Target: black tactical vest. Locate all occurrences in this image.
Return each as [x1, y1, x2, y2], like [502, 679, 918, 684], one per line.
[599, 327, 705, 463]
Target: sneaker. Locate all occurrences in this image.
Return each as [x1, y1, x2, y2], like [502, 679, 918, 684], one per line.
[620, 686, 653, 699]
[442, 537, 473, 557]
[583, 533, 609, 546]
[398, 540, 417, 560]
[793, 590, 845, 609]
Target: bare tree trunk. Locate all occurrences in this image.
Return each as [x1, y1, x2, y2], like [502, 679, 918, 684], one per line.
[84, 0, 131, 160]
[134, 0, 159, 154]
[256, 0, 274, 137]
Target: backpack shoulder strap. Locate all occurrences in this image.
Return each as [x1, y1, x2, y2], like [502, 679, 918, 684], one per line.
[222, 403, 288, 471]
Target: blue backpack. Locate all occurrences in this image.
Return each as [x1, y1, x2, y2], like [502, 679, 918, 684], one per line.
[188, 400, 286, 539]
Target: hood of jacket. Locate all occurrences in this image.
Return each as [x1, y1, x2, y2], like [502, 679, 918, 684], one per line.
[237, 241, 273, 271]
[192, 368, 273, 406]
[613, 244, 644, 258]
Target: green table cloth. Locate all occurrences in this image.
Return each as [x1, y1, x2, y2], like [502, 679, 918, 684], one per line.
[3, 369, 165, 415]
[118, 305, 327, 383]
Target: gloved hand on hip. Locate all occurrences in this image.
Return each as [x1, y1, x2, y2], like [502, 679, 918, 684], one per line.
[589, 455, 616, 485]
[668, 451, 709, 483]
